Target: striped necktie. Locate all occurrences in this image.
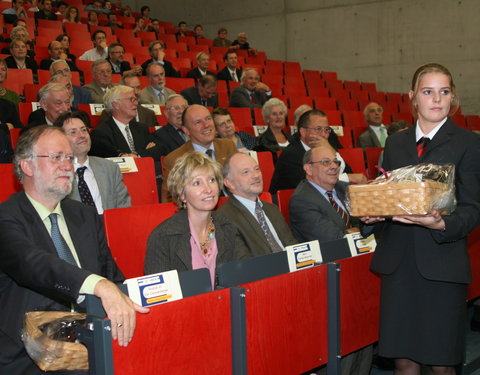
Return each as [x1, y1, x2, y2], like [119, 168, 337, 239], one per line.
[326, 190, 350, 228]
[255, 199, 283, 253]
[49, 213, 77, 265]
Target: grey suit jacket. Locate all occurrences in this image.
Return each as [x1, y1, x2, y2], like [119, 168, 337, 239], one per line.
[229, 85, 271, 108]
[290, 179, 350, 243]
[358, 126, 385, 148]
[68, 156, 131, 211]
[83, 81, 117, 104]
[218, 196, 297, 257]
[144, 210, 251, 275]
[138, 86, 176, 105]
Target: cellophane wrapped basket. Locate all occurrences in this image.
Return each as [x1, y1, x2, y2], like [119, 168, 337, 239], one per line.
[346, 163, 456, 217]
[22, 311, 89, 371]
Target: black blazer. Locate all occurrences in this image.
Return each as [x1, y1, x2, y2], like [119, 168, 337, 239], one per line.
[0, 192, 123, 371]
[141, 58, 179, 77]
[107, 58, 131, 75]
[151, 123, 186, 154]
[255, 127, 292, 153]
[229, 85, 271, 108]
[217, 66, 242, 82]
[180, 86, 218, 107]
[369, 119, 480, 283]
[90, 117, 167, 158]
[186, 67, 216, 80]
[4, 55, 38, 72]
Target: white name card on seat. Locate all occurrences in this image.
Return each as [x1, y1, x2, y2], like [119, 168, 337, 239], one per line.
[330, 125, 344, 136]
[89, 103, 105, 115]
[31, 102, 41, 110]
[285, 240, 322, 272]
[124, 270, 183, 308]
[344, 232, 376, 257]
[252, 125, 268, 137]
[106, 156, 138, 173]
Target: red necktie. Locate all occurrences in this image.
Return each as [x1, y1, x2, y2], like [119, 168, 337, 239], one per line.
[250, 92, 256, 104]
[417, 137, 430, 158]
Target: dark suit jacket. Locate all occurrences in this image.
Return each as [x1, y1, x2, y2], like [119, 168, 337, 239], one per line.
[180, 86, 218, 107]
[217, 66, 242, 82]
[4, 55, 38, 72]
[151, 123, 186, 154]
[0, 97, 22, 128]
[90, 117, 166, 158]
[255, 126, 292, 153]
[290, 179, 350, 243]
[229, 85, 271, 108]
[0, 192, 123, 373]
[186, 67, 215, 80]
[369, 119, 480, 283]
[141, 58, 179, 77]
[73, 85, 92, 108]
[107, 58, 131, 75]
[161, 138, 237, 202]
[68, 156, 131, 211]
[137, 105, 158, 127]
[218, 196, 297, 257]
[39, 58, 78, 72]
[144, 209, 251, 275]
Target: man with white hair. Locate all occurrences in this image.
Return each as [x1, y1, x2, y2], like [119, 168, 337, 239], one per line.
[90, 85, 166, 158]
[229, 67, 271, 108]
[50, 60, 92, 107]
[26, 82, 72, 128]
[186, 51, 215, 80]
[83, 59, 117, 104]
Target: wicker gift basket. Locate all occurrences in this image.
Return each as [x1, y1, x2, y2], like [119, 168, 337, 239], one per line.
[22, 311, 89, 371]
[346, 163, 456, 217]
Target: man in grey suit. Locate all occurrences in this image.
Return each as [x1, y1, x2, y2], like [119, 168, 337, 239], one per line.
[180, 74, 218, 107]
[357, 102, 388, 148]
[229, 67, 272, 108]
[55, 111, 131, 214]
[138, 63, 176, 105]
[289, 144, 372, 375]
[83, 59, 117, 104]
[219, 152, 297, 257]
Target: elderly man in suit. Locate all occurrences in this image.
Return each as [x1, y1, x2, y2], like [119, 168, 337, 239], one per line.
[219, 152, 297, 257]
[0, 125, 148, 374]
[106, 43, 142, 76]
[27, 82, 72, 128]
[50, 60, 92, 107]
[229, 67, 272, 108]
[90, 85, 166, 158]
[119, 72, 158, 127]
[217, 51, 242, 82]
[138, 63, 176, 105]
[55, 110, 131, 214]
[83, 59, 117, 104]
[180, 74, 218, 107]
[186, 51, 215, 80]
[151, 94, 188, 154]
[358, 102, 388, 148]
[161, 104, 236, 202]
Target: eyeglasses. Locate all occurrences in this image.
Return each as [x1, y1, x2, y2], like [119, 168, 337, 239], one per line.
[308, 158, 341, 167]
[34, 152, 74, 164]
[65, 127, 89, 136]
[118, 96, 138, 103]
[166, 105, 187, 111]
[305, 126, 332, 134]
[95, 69, 112, 75]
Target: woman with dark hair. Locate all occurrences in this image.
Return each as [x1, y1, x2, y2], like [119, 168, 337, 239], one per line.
[363, 63, 480, 374]
[62, 5, 81, 23]
[56, 33, 77, 63]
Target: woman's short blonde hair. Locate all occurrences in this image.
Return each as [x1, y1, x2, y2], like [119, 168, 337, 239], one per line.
[167, 151, 223, 209]
[262, 98, 287, 125]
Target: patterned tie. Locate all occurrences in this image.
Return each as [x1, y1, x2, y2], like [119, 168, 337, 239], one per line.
[231, 72, 238, 82]
[326, 191, 350, 228]
[255, 199, 283, 253]
[76, 166, 95, 207]
[125, 124, 136, 153]
[49, 213, 77, 266]
[157, 90, 164, 103]
[205, 149, 213, 158]
[417, 137, 430, 158]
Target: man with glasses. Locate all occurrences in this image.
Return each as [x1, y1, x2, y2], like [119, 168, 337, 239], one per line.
[40, 41, 78, 71]
[83, 59, 117, 104]
[0, 125, 148, 374]
[140, 41, 179, 78]
[269, 109, 366, 194]
[54, 111, 130, 214]
[90, 85, 165, 158]
[106, 43, 142, 76]
[151, 94, 188, 154]
[50, 60, 92, 107]
[138, 62, 176, 105]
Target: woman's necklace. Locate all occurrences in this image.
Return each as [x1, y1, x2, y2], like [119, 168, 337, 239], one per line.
[199, 216, 215, 256]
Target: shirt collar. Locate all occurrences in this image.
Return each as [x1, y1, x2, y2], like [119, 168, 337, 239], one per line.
[25, 192, 63, 218]
[415, 117, 447, 142]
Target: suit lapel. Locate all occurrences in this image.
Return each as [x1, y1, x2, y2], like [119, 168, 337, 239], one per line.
[422, 119, 456, 161]
[88, 157, 109, 206]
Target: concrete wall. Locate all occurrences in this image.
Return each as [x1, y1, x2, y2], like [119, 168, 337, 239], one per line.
[129, 0, 480, 114]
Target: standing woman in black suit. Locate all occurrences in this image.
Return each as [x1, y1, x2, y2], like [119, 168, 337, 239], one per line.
[363, 63, 480, 374]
